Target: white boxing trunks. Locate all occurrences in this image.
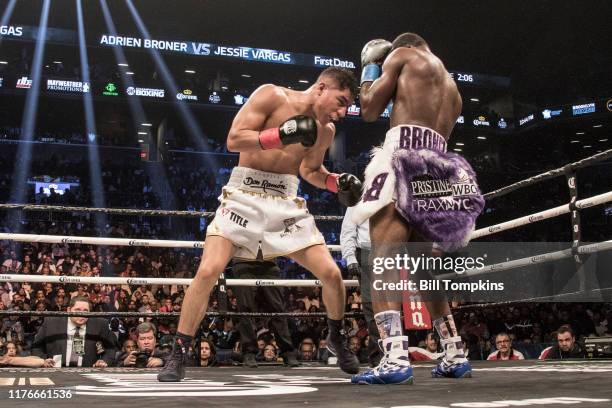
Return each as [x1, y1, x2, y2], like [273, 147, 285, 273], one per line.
[352, 124, 484, 252]
[206, 166, 326, 260]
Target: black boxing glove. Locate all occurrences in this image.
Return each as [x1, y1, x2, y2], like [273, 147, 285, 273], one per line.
[259, 115, 317, 150]
[326, 173, 363, 207]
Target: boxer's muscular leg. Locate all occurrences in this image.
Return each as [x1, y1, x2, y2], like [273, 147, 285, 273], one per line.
[178, 235, 236, 335]
[369, 203, 411, 314]
[289, 244, 345, 320]
[290, 244, 360, 374]
[159, 235, 236, 382]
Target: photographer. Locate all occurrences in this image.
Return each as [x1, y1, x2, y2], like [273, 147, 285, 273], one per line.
[118, 322, 166, 368]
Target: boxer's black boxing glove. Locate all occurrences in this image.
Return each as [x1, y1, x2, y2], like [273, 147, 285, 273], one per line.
[259, 115, 317, 149]
[326, 173, 363, 207]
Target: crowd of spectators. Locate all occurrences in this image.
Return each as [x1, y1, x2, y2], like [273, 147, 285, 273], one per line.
[0, 125, 610, 367]
[0, 232, 611, 366]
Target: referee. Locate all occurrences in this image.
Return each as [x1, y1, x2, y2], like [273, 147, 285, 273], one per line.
[340, 206, 381, 366]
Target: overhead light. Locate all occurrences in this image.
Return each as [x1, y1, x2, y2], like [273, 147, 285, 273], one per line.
[0, 61, 7, 64]
[138, 139, 144, 143]
[118, 63, 129, 67]
[477, 136, 486, 140]
[53, 61, 62, 64]
[593, 124, 602, 128]
[570, 140, 580, 143]
[125, 71, 134, 75]
[453, 148, 463, 152]
[138, 131, 147, 135]
[298, 79, 309, 84]
[221, 86, 228, 90]
[583, 145, 592, 148]
[185, 69, 196, 74]
[142, 123, 152, 127]
[576, 132, 585, 135]
[455, 142, 465, 146]
[470, 98, 479, 102]
[241, 74, 251, 78]
[599, 139, 608, 142]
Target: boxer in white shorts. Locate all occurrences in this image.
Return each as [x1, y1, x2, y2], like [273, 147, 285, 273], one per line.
[159, 67, 363, 381]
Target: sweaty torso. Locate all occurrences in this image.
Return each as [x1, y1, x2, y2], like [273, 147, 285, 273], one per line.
[390, 49, 462, 139]
[237, 88, 329, 175]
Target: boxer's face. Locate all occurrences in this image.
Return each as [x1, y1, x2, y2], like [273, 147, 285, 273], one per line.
[314, 83, 352, 124]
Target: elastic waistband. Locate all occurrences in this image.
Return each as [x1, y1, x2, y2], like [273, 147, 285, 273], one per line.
[383, 124, 447, 152]
[228, 166, 299, 197]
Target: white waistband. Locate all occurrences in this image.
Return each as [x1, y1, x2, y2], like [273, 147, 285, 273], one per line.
[383, 124, 447, 152]
[228, 166, 299, 197]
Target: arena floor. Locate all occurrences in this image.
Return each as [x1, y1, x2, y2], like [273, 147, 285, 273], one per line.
[1, 360, 611, 407]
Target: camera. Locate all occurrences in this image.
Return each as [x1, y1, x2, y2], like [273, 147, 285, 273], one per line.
[134, 349, 151, 368]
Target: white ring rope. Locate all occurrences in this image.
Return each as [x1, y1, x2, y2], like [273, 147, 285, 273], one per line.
[0, 232, 341, 252]
[1, 190, 610, 249]
[0, 274, 359, 287]
[436, 239, 612, 281]
[471, 190, 612, 239]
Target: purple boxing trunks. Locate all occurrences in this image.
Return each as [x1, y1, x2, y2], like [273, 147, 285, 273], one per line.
[352, 124, 484, 252]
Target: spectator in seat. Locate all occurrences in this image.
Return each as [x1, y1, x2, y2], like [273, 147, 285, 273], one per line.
[199, 338, 217, 367]
[540, 325, 587, 359]
[487, 332, 525, 361]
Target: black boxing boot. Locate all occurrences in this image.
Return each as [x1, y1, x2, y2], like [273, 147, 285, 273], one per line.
[326, 319, 360, 374]
[157, 332, 191, 382]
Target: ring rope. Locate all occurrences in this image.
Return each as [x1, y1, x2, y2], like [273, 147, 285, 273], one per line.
[484, 149, 612, 199]
[0, 233, 342, 252]
[2, 190, 610, 248]
[0, 203, 344, 221]
[0, 310, 364, 318]
[436, 239, 612, 281]
[1, 150, 610, 218]
[451, 286, 612, 310]
[0, 275, 359, 287]
[471, 190, 612, 239]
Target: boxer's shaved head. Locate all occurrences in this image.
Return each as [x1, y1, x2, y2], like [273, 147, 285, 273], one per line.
[392, 32, 429, 50]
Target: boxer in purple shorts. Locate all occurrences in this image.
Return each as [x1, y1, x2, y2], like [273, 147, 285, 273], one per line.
[351, 33, 484, 384]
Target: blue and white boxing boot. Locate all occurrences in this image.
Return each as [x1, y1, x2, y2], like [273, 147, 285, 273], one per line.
[431, 336, 472, 378]
[351, 336, 414, 385]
